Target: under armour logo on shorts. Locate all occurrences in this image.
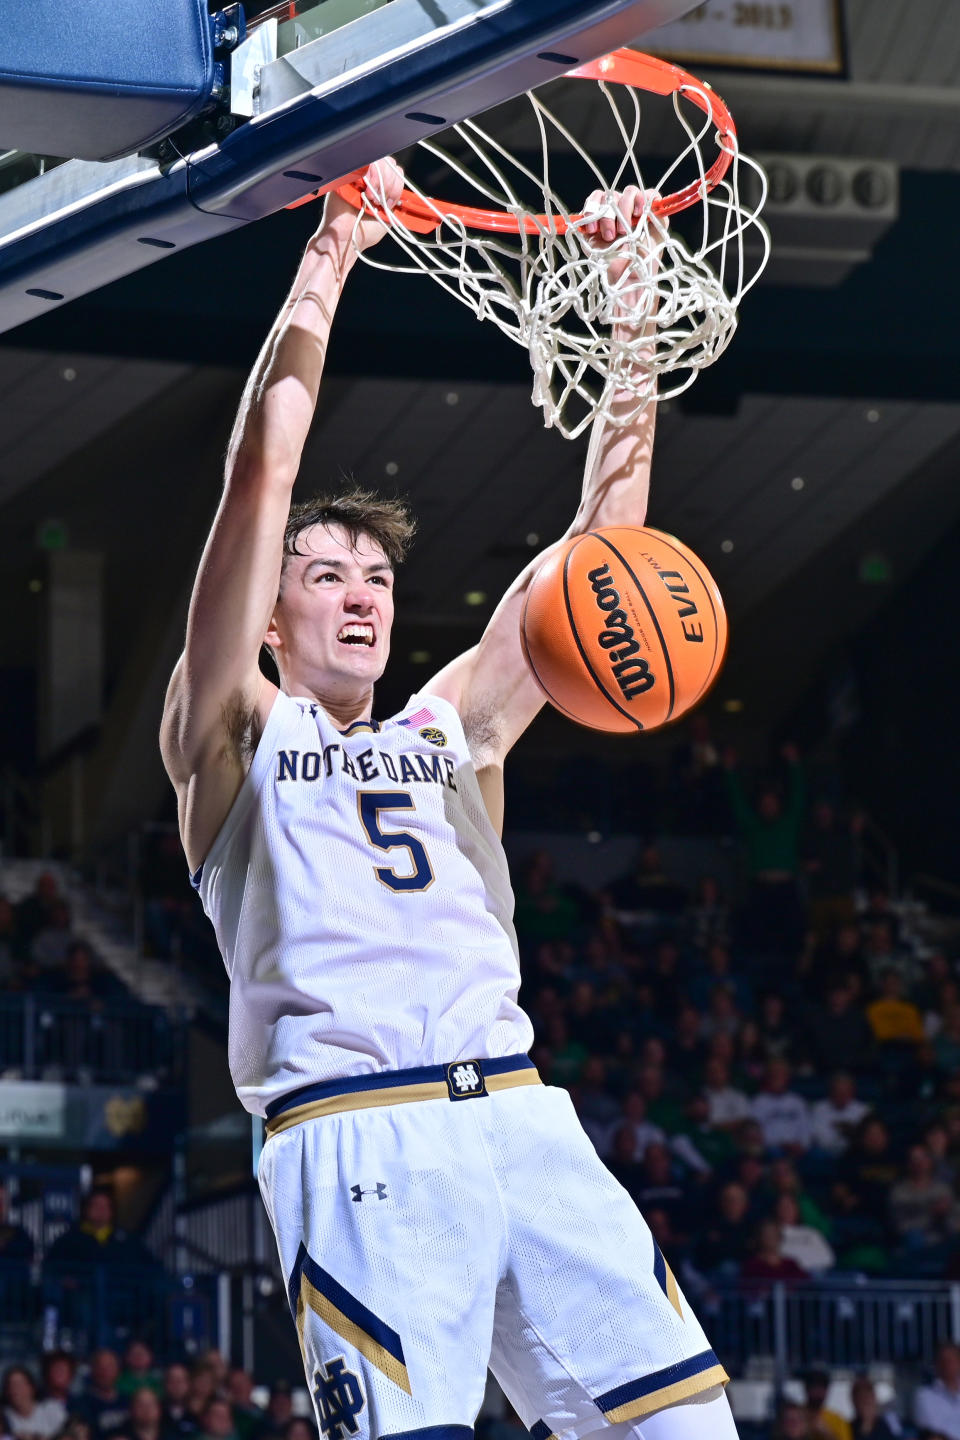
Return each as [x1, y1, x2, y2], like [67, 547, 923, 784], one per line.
[314, 1357, 364, 1440]
[350, 1183, 388, 1202]
[446, 1060, 487, 1100]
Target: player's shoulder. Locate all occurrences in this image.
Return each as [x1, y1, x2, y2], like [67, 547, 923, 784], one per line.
[390, 691, 466, 744]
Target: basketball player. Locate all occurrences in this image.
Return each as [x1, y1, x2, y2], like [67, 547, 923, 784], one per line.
[161, 161, 736, 1440]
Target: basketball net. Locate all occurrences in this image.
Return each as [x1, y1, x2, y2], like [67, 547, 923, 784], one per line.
[336, 51, 770, 440]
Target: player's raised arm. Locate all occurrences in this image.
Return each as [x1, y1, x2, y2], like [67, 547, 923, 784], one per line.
[160, 161, 403, 870]
[428, 187, 658, 816]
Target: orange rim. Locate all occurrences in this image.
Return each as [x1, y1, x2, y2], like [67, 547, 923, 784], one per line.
[286, 49, 738, 233]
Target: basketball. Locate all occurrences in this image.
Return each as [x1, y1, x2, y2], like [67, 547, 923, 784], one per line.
[520, 526, 728, 733]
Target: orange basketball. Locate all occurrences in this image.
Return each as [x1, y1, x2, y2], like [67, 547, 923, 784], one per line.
[520, 526, 728, 733]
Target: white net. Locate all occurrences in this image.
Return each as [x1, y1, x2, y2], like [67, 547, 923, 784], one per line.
[346, 54, 770, 440]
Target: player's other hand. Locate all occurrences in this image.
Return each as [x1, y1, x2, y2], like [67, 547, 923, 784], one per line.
[580, 186, 664, 286]
[322, 157, 404, 251]
[581, 185, 656, 245]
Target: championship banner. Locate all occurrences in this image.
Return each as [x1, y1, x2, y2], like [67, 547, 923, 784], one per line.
[645, 0, 845, 75]
[0, 1081, 185, 1149]
[0, 1082, 66, 1140]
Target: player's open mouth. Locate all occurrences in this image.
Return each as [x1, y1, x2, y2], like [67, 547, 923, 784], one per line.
[337, 624, 375, 647]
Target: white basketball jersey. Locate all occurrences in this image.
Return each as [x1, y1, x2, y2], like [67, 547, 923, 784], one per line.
[195, 690, 533, 1115]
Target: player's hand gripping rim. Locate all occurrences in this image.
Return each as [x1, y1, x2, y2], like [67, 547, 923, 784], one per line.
[580, 185, 666, 288]
[321, 157, 404, 253]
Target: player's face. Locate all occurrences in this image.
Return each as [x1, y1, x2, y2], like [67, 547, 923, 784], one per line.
[268, 524, 395, 694]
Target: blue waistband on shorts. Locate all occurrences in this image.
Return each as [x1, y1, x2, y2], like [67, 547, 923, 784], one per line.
[265, 1053, 535, 1121]
[262, 1054, 540, 1135]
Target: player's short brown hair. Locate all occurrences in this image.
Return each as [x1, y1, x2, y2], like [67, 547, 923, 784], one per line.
[282, 485, 415, 576]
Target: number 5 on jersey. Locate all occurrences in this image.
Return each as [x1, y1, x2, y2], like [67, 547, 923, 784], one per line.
[357, 791, 435, 892]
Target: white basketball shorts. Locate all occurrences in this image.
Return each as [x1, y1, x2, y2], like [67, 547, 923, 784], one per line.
[257, 1055, 726, 1440]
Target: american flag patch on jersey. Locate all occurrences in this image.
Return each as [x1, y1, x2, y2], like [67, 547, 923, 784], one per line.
[399, 706, 436, 728]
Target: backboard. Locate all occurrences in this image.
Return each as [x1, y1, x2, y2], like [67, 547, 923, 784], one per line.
[0, 0, 700, 335]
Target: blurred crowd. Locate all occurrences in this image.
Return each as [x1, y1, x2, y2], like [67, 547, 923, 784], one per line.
[752, 1349, 960, 1440]
[4, 1340, 960, 1440]
[0, 871, 179, 1084]
[4, 734, 960, 1440]
[0, 874, 123, 1006]
[0, 1186, 159, 1277]
[516, 744, 960, 1284]
[0, 1344, 319, 1440]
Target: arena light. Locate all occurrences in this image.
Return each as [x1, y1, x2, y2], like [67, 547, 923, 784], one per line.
[747, 153, 899, 287]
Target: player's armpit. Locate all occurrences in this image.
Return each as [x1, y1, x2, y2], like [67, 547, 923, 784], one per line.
[427, 537, 570, 762]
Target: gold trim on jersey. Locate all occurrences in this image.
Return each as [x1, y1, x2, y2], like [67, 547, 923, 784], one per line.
[602, 1365, 729, 1424]
[265, 1066, 541, 1137]
[664, 1259, 682, 1319]
[297, 1273, 412, 1394]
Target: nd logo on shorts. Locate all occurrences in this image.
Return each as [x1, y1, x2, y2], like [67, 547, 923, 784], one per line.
[446, 1060, 487, 1100]
[314, 1356, 364, 1440]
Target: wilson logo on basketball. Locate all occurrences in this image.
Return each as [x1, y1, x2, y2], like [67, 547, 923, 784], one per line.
[587, 563, 655, 701]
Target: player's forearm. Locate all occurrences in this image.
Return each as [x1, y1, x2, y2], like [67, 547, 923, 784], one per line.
[567, 279, 657, 535]
[225, 221, 358, 490]
[568, 388, 655, 535]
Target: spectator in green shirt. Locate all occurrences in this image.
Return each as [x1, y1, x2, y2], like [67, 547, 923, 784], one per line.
[513, 850, 581, 945]
[117, 1344, 162, 1400]
[723, 743, 807, 958]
